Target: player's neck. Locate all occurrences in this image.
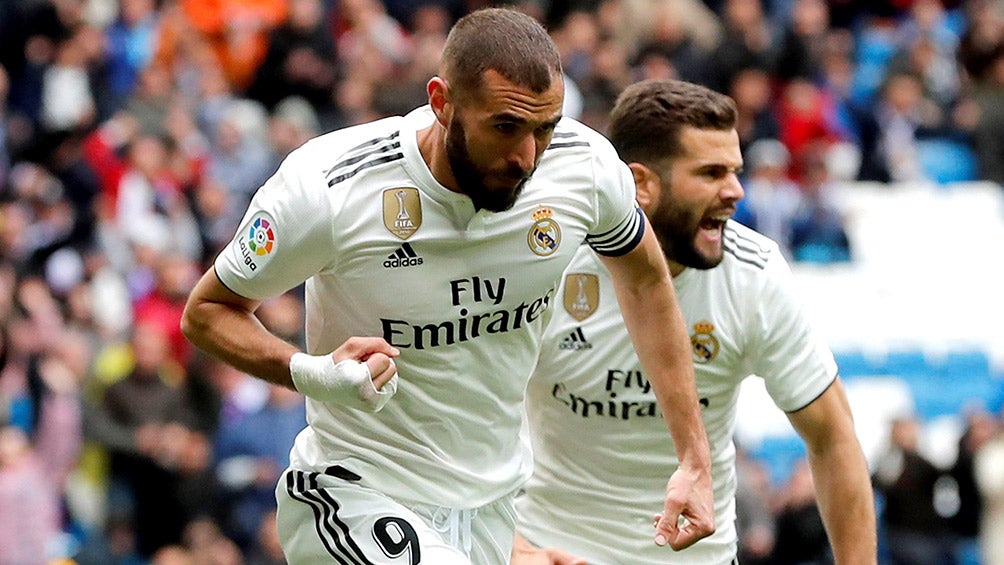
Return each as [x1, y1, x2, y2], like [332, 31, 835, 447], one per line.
[417, 123, 462, 193]
[668, 258, 686, 278]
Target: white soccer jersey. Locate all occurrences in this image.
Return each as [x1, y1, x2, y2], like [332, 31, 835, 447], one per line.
[214, 107, 645, 509]
[517, 221, 837, 564]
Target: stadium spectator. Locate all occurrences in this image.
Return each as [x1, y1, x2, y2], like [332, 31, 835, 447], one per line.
[770, 459, 831, 564]
[734, 449, 776, 564]
[737, 138, 802, 258]
[774, 0, 831, 83]
[788, 142, 852, 263]
[706, 0, 774, 94]
[96, 322, 203, 556]
[214, 383, 305, 550]
[0, 347, 82, 565]
[959, 42, 1004, 186]
[951, 408, 998, 563]
[874, 415, 956, 565]
[976, 410, 1004, 565]
[247, 0, 338, 114]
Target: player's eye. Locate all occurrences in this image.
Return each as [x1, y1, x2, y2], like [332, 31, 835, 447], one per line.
[495, 123, 518, 134]
[535, 123, 556, 137]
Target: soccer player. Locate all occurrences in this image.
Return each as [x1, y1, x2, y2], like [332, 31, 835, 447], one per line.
[181, 9, 714, 565]
[512, 79, 877, 564]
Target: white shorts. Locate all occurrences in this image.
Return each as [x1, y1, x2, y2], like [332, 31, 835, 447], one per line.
[276, 466, 517, 564]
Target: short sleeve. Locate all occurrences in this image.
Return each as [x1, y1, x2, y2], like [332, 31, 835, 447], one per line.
[750, 253, 838, 412]
[214, 150, 336, 300]
[584, 145, 645, 257]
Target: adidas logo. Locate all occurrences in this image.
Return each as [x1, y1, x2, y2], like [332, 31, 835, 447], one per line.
[384, 242, 424, 268]
[559, 327, 593, 350]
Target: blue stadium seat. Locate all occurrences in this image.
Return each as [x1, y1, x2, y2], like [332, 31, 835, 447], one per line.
[916, 138, 977, 184]
[850, 26, 898, 104]
[910, 350, 998, 418]
[833, 349, 879, 379]
[749, 434, 806, 487]
[881, 349, 932, 380]
[937, 349, 991, 378]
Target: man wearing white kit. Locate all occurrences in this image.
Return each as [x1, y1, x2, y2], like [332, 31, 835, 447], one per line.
[513, 79, 876, 564]
[181, 9, 714, 565]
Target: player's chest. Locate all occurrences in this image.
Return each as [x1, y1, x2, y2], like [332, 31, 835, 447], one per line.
[329, 185, 590, 308]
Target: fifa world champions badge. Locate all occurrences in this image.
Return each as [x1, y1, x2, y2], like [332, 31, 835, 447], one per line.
[383, 187, 422, 240]
[527, 205, 561, 256]
[563, 273, 598, 321]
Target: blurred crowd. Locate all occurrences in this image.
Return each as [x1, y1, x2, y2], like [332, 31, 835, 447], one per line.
[3, 0, 1004, 563]
[732, 408, 1004, 565]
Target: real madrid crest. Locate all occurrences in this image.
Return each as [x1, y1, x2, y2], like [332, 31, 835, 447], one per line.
[691, 320, 720, 364]
[383, 187, 422, 240]
[563, 273, 599, 321]
[527, 205, 561, 256]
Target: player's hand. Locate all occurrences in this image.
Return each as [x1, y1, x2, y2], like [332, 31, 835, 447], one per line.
[510, 549, 586, 565]
[652, 465, 715, 550]
[511, 533, 587, 565]
[332, 337, 400, 391]
[289, 337, 401, 411]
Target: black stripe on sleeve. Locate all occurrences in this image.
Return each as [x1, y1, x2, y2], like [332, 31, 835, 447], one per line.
[545, 141, 590, 150]
[723, 243, 767, 269]
[327, 154, 406, 187]
[588, 208, 646, 256]
[325, 132, 401, 175]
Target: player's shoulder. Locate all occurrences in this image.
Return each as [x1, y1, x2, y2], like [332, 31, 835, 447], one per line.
[546, 116, 620, 162]
[294, 115, 405, 169]
[720, 220, 786, 275]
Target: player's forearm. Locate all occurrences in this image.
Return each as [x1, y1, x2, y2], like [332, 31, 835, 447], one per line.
[602, 233, 710, 467]
[807, 436, 877, 563]
[181, 290, 298, 389]
[621, 280, 710, 467]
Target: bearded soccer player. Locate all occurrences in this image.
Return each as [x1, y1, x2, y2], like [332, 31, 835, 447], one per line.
[181, 10, 713, 565]
[513, 79, 876, 564]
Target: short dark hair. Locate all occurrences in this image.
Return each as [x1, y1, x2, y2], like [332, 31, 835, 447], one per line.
[440, 8, 562, 100]
[609, 79, 738, 167]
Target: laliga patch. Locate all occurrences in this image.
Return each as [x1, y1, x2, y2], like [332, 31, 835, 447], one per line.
[234, 213, 277, 277]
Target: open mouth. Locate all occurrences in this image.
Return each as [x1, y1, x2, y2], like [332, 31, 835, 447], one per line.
[699, 214, 730, 234]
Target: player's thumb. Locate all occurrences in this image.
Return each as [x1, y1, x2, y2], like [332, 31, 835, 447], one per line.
[654, 510, 679, 548]
[553, 552, 588, 565]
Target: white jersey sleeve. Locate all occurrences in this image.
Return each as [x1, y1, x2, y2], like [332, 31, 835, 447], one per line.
[583, 135, 646, 257]
[214, 146, 337, 300]
[746, 235, 837, 411]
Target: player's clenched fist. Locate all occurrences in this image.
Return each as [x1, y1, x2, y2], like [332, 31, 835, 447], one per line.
[289, 337, 400, 412]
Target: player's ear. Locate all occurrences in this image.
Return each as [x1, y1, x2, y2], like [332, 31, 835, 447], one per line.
[630, 162, 661, 213]
[427, 77, 452, 128]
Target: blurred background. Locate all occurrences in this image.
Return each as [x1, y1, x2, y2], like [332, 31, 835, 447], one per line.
[0, 0, 1003, 563]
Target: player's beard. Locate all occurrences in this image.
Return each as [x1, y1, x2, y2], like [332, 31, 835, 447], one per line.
[446, 118, 532, 212]
[650, 189, 725, 270]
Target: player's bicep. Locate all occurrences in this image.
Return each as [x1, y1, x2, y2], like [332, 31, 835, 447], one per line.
[786, 378, 854, 452]
[191, 266, 262, 314]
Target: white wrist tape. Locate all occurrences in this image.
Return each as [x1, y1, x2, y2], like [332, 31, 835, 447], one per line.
[289, 353, 398, 412]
